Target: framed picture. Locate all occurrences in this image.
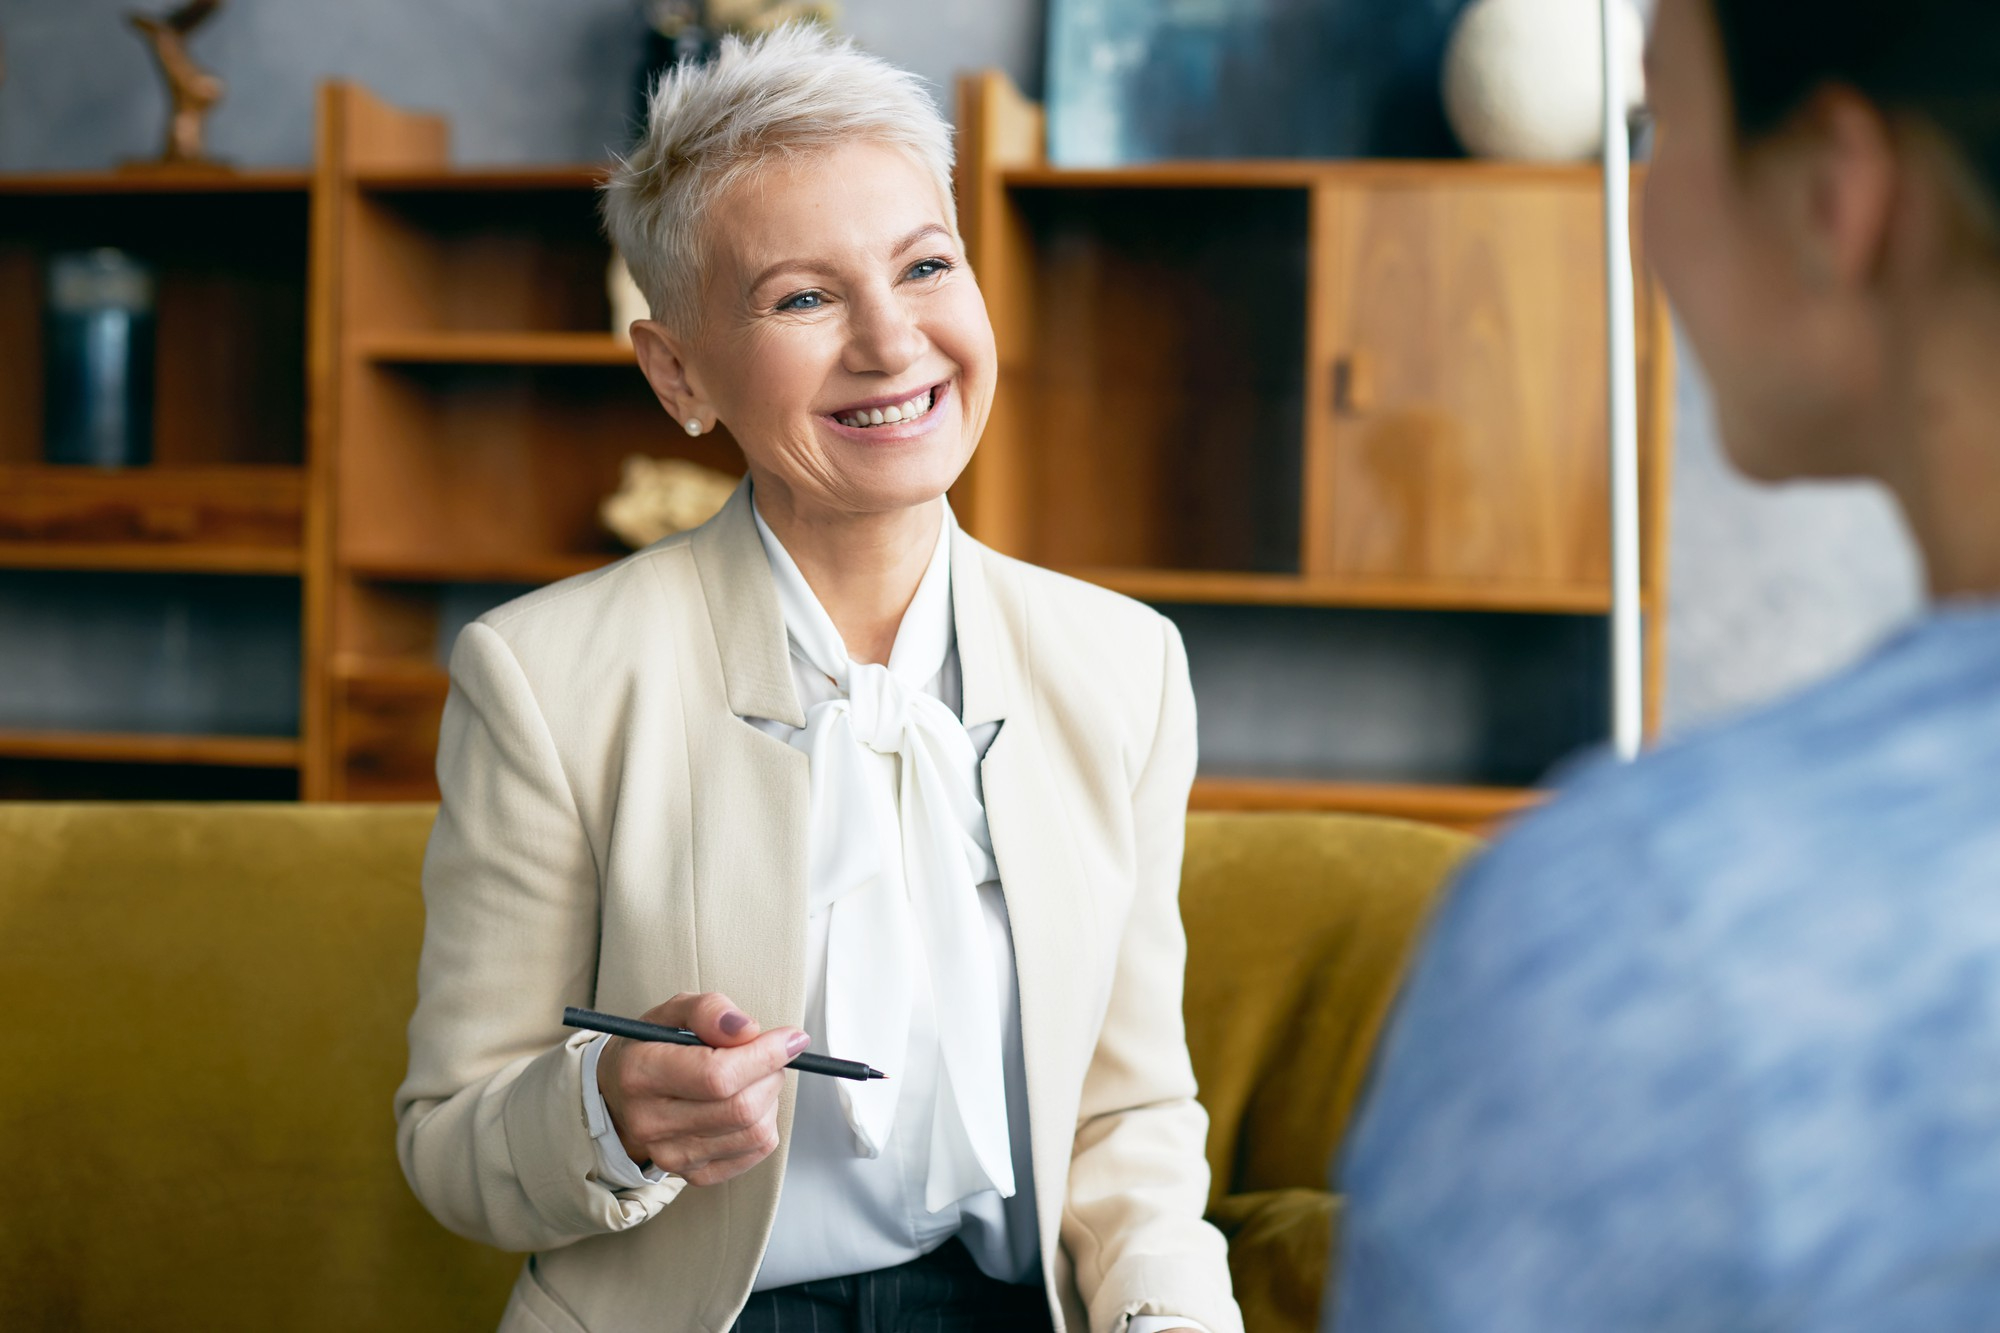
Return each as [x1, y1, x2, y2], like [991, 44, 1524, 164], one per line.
[1046, 0, 1474, 166]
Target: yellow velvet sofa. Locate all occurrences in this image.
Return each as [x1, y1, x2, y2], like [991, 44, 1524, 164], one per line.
[0, 804, 1470, 1332]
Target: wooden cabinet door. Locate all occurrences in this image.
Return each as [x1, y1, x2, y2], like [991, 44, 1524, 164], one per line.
[1304, 174, 1627, 595]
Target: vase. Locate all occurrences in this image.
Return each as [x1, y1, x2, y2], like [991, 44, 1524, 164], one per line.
[43, 249, 156, 468]
[1442, 0, 1646, 162]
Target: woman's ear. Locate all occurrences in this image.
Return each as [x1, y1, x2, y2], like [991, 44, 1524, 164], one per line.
[631, 319, 717, 433]
[1780, 87, 1899, 293]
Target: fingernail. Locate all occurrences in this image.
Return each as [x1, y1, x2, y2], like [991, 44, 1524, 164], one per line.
[786, 1031, 811, 1056]
[719, 1011, 751, 1036]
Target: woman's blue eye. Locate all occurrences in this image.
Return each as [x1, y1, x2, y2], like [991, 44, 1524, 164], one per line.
[907, 258, 952, 281]
[778, 290, 823, 311]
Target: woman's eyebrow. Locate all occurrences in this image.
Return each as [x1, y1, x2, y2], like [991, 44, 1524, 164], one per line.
[893, 223, 953, 253]
[745, 223, 955, 295]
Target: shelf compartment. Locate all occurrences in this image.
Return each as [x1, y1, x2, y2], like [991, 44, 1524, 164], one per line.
[332, 655, 451, 802]
[0, 570, 301, 738]
[1163, 601, 1611, 791]
[357, 331, 635, 366]
[0, 191, 310, 468]
[337, 360, 738, 582]
[977, 186, 1308, 574]
[342, 184, 616, 336]
[0, 466, 304, 572]
[0, 730, 299, 768]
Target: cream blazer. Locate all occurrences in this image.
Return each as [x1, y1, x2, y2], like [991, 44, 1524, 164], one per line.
[395, 485, 1242, 1333]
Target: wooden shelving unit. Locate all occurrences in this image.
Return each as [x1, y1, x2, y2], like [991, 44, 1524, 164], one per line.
[953, 73, 1674, 832]
[2, 77, 1672, 830]
[0, 166, 314, 798]
[308, 84, 744, 799]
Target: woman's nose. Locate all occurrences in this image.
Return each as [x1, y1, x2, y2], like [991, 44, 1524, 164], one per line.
[842, 289, 926, 377]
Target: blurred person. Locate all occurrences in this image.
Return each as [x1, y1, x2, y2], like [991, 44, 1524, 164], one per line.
[1330, 0, 2000, 1328]
[392, 24, 1234, 1333]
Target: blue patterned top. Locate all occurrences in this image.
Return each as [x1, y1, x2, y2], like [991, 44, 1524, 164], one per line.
[1331, 606, 2000, 1332]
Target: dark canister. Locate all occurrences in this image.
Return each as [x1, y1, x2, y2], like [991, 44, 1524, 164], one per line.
[44, 248, 157, 467]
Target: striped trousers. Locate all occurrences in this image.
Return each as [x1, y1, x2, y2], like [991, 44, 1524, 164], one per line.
[730, 1239, 1055, 1333]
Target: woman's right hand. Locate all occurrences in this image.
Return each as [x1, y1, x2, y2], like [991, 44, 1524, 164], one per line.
[596, 991, 810, 1187]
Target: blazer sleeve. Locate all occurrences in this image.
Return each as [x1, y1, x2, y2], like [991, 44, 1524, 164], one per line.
[394, 620, 684, 1252]
[1062, 618, 1245, 1333]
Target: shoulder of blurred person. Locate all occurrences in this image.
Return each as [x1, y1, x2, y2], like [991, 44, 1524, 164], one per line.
[1330, 604, 2000, 1332]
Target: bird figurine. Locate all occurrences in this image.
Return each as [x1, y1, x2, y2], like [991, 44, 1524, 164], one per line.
[128, 0, 226, 167]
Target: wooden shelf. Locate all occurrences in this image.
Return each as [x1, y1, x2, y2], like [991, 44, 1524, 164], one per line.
[0, 466, 305, 574]
[0, 729, 301, 768]
[1077, 568, 1614, 615]
[343, 551, 619, 585]
[1191, 776, 1543, 833]
[1000, 160, 1626, 191]
[357, 331, 636, 366]
[0, 543, 300, 575]
[0, 168, 313, 196]
[331, 654, 447, 690]
[353, 165, 609, 193]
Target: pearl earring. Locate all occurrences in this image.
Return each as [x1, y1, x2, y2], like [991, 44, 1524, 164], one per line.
[684, 418, 702, 437]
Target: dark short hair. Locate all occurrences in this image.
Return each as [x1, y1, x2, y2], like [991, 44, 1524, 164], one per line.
[1708, 0, 2000, 211]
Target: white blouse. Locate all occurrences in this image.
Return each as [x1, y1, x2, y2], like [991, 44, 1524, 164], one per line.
[580, 499, 1205, 1332]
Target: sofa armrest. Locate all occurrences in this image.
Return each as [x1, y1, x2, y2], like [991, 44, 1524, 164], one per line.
[1207, 1188, 1342, 1333]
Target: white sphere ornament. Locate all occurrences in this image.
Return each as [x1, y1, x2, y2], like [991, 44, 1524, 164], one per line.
[1443, 0, 1647, 162]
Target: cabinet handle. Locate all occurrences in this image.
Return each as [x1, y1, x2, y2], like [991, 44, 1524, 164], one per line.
[1332, 352, 1375, 416]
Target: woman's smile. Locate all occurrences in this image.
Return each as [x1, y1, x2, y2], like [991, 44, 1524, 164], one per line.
[821, 378, 951, 442]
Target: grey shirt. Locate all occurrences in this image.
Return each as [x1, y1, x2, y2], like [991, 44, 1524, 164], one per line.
[1331, 606, 2000, 1333]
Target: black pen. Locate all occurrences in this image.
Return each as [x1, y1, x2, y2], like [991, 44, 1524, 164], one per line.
[563, 1006, 888, 1082]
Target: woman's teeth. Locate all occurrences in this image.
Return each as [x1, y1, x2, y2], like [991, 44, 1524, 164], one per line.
[834, 387, 934, 429]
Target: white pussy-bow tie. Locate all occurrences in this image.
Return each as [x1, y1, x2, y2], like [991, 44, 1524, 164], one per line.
[769, 518, 1015, 1214]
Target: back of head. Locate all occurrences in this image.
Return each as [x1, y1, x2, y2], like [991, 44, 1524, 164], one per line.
[1708, 0, 2000, 237]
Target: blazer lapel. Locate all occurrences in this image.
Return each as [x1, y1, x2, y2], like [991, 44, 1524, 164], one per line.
[691, 483, 806, 731]
[685, 482, 810, 1037]
[955, 535, 1095, 1269]
[682, 484, 813, 1306]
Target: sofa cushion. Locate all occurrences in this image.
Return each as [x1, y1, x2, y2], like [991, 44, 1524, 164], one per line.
[0, 803, 519, 1331]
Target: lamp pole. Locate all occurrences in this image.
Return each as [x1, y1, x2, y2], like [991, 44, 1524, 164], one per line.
[1603, 0, 1645, 761]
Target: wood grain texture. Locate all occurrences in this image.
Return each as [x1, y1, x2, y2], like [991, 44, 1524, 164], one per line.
[0, 730, 301, 768]
[330, 655, 449, 802]
[357, 331, 636, 365]
[980, 186, 1308, 573]
[0, 466, 304, 566]
[1002, 160, 1614, 191]
[950, 71, 1044, 550]
[1307, 176, 1621, 591]
[1070, 568, 1610, 613]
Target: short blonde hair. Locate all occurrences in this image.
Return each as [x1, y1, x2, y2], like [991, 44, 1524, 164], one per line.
[602, 23, 957, 336]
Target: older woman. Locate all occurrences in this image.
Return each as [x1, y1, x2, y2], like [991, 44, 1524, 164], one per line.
[394, 25, 1238, 1333]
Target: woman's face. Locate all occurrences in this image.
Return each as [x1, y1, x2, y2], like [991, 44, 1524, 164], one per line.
[640, 140, 996, 525]
[1644, 0, 1883, 483]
